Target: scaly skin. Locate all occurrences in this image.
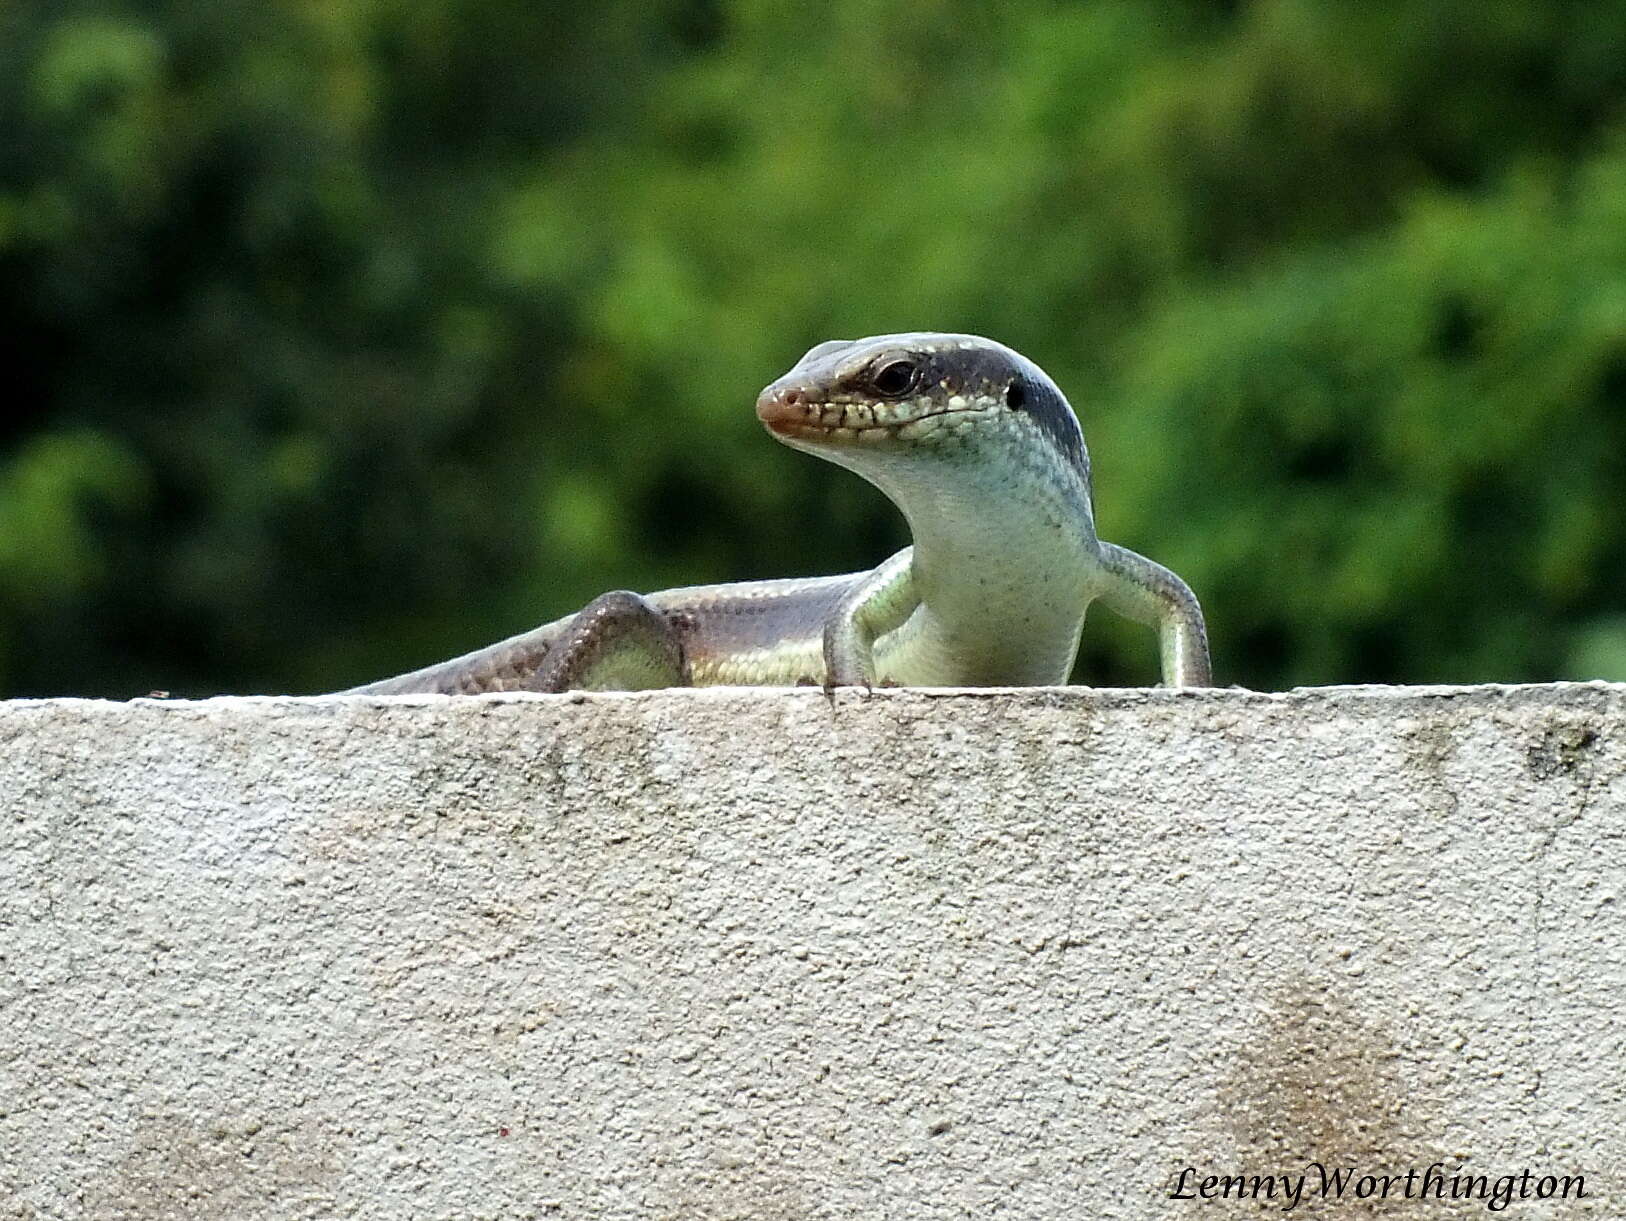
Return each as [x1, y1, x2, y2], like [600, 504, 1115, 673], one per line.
[348, 333, 1211, 694]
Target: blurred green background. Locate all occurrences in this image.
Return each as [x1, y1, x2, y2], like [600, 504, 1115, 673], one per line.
[4, 0, 1626, 696]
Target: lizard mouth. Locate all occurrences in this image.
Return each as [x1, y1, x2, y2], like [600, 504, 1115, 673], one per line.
[756, 385, 988, 443]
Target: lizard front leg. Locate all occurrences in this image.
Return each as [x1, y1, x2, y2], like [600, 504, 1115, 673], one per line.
[526, 591, 690, 692]
[822, 548, 920, 690]
[1093, 542, 1212, 687]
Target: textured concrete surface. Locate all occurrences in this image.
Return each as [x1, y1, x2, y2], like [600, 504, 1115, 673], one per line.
[0, 685, 1622, 1218]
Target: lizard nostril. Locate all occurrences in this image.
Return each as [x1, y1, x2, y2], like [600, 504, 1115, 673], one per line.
[757, 382, 813, 432]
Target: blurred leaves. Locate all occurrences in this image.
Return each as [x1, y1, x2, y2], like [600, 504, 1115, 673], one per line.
[2, 0, 1625, 694]
[0, 430, 147, 605]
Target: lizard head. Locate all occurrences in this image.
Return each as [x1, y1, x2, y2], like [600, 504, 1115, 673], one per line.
[755, 333, 1090, 492]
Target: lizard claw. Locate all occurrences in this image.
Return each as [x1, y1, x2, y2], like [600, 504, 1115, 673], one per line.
[822, 674, 875, 702]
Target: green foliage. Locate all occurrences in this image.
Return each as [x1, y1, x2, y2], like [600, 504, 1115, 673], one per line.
[2, 0, 1625, 693]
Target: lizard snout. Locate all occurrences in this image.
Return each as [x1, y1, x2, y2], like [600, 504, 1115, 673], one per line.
[756, 381, 815, 435]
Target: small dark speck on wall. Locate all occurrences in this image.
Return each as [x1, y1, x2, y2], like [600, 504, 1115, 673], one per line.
[1526, 722, 1599, 780]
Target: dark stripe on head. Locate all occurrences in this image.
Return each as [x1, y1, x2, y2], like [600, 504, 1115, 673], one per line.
[1005, 358, 1088, 476]
[920, 338, 1088, 479]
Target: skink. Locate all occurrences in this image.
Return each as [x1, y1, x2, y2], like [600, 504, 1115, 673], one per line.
[348, 333, 1211, 694]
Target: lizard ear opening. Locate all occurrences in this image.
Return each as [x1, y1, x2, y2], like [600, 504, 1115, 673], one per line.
[1005, 380, 1027, 410]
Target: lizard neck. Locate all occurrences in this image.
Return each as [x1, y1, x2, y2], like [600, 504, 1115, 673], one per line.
[841, 429, 1099, 684]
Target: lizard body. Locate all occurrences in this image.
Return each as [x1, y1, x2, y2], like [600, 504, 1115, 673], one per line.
[348, 333, 1210, 694]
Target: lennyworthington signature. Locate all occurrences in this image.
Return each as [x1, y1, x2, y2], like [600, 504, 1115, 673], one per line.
[1168, 1162, 1588, 1212]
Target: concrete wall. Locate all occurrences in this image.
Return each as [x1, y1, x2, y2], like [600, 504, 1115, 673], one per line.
[1, 684, 1621, 1218]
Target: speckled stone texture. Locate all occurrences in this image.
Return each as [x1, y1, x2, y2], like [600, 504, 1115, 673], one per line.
[0, 685, 1621, 1218]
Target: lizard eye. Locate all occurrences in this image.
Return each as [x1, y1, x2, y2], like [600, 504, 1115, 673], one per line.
[1005, 380, 1026, 409]
[869, 358, 920, 399]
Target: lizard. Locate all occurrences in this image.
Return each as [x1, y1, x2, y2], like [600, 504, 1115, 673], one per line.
[346, 332, 1211, 695]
